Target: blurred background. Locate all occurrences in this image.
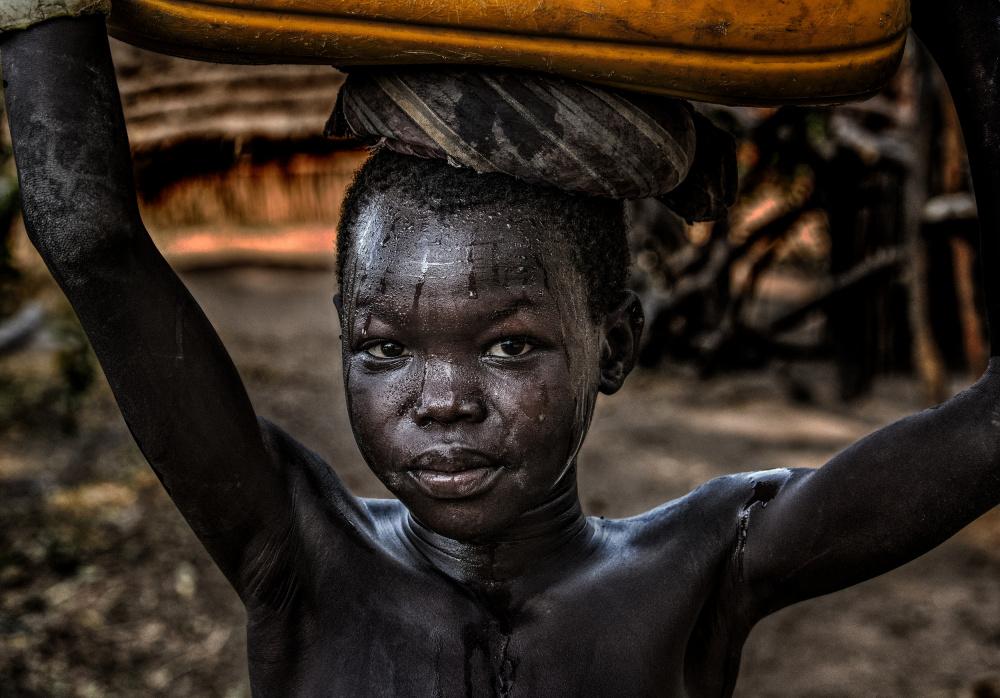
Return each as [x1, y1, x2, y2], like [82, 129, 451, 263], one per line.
[4, 34, 1000, 698]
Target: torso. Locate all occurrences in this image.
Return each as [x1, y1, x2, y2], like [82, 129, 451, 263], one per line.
[244, 422, 774, 698]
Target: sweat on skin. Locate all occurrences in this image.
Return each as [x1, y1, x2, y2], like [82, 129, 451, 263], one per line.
[337, 193, 614, 543]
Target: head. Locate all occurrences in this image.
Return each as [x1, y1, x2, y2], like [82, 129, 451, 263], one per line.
[335, 149, 643, 541]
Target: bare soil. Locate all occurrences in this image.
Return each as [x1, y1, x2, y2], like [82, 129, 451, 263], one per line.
[4, 266, 1000, 697]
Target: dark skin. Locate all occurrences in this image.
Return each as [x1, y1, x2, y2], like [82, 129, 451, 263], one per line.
[3, 3, 1000, 694]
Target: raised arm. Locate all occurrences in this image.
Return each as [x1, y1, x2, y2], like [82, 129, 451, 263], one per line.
[740, 0, 1000, 615]
[1, 16, 290, 590]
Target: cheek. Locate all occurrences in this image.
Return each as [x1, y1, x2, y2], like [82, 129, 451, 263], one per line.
[344, 360, 417, 462]
[347, 366, 407, 419]
[489, 363, 584, 464]
[491, 374, 552, 427]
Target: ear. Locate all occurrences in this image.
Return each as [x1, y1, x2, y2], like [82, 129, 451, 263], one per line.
[333, 293, 344, 327]
[598, 290, 644, 395]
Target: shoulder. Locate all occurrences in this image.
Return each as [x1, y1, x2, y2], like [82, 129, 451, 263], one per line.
[593, 469, 806, 625]
[258, 417, 352, 502]
[629, 468, 799, 531]
[242, 419, 403, 605]
[609, 468, 802, 561]
[256, 416, 389, 542]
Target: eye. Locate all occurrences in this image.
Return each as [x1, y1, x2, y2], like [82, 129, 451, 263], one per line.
[366, 341, 411, 359]
[486, 339, 533, 357]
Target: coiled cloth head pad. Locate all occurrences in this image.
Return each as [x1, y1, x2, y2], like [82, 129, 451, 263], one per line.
[326, 67, 737, 222]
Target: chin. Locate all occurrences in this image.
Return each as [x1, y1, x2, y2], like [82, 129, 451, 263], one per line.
[406, 496, 519, 542]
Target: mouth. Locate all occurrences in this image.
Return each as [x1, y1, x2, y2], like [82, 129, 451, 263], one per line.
[407, 449, 504, 500]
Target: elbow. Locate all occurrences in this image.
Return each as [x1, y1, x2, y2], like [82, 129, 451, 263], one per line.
[966, 359, 1000, 403]
[986, 356, 1000, 381]
[27, 218, 148, 289]
[16, 141, 146, 276]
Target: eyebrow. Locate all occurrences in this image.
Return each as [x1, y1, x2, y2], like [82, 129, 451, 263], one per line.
[487, 300, 537, 322]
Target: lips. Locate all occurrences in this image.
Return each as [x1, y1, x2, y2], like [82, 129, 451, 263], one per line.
[407, 449, 503, 499]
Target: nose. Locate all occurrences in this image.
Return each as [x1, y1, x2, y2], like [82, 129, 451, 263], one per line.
[413, 357, 487, 426]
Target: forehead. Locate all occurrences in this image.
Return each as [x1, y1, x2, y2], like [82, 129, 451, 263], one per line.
[343, 194, 586, 316]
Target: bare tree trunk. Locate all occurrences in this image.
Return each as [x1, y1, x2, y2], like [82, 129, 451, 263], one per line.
[950, 235, 988, 377]
[902, 39, 950, 405]
[939, 79, 987, 379]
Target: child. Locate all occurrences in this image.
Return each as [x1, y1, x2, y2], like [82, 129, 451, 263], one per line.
[2, 1, 1000, 695]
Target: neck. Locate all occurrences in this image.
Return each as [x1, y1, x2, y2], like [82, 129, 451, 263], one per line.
[403, 479, 593, 588]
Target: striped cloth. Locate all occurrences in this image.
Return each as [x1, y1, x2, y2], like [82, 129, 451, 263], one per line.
[326, 67, 736, 222]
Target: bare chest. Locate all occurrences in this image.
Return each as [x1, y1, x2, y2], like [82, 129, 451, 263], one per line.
[246, 555, 733, 698]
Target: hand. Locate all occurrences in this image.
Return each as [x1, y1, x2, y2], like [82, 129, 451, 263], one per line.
[0, 0, 109, 33]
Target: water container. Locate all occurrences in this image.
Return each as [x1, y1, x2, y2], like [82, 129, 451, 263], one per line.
[107, 0, 909, 105]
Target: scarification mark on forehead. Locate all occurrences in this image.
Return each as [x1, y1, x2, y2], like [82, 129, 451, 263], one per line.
[468, 240, 479, 300]
[344, 196, 386, 315]
[347, 201, 593, 346]
[352, 196, 384, 264]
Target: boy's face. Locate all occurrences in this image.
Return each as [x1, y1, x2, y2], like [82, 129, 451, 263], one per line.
[338, 192, 632, 541]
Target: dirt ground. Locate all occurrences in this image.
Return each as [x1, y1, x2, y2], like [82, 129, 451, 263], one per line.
[5, 266, 1000, 697]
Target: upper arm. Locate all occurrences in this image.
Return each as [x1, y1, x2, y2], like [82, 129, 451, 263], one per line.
[2, 17, 291, 582]
[735, 0, 1000, 620]
[739, 369, 1000, 615]
[63, 235, 294, 584]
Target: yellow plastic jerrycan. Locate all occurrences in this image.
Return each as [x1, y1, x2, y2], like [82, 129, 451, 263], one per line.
[107, 0, 909, 105]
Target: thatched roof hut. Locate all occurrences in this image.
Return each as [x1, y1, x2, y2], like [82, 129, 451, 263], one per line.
[111, 40, 345, 149]
[110, 40, 367, 268]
